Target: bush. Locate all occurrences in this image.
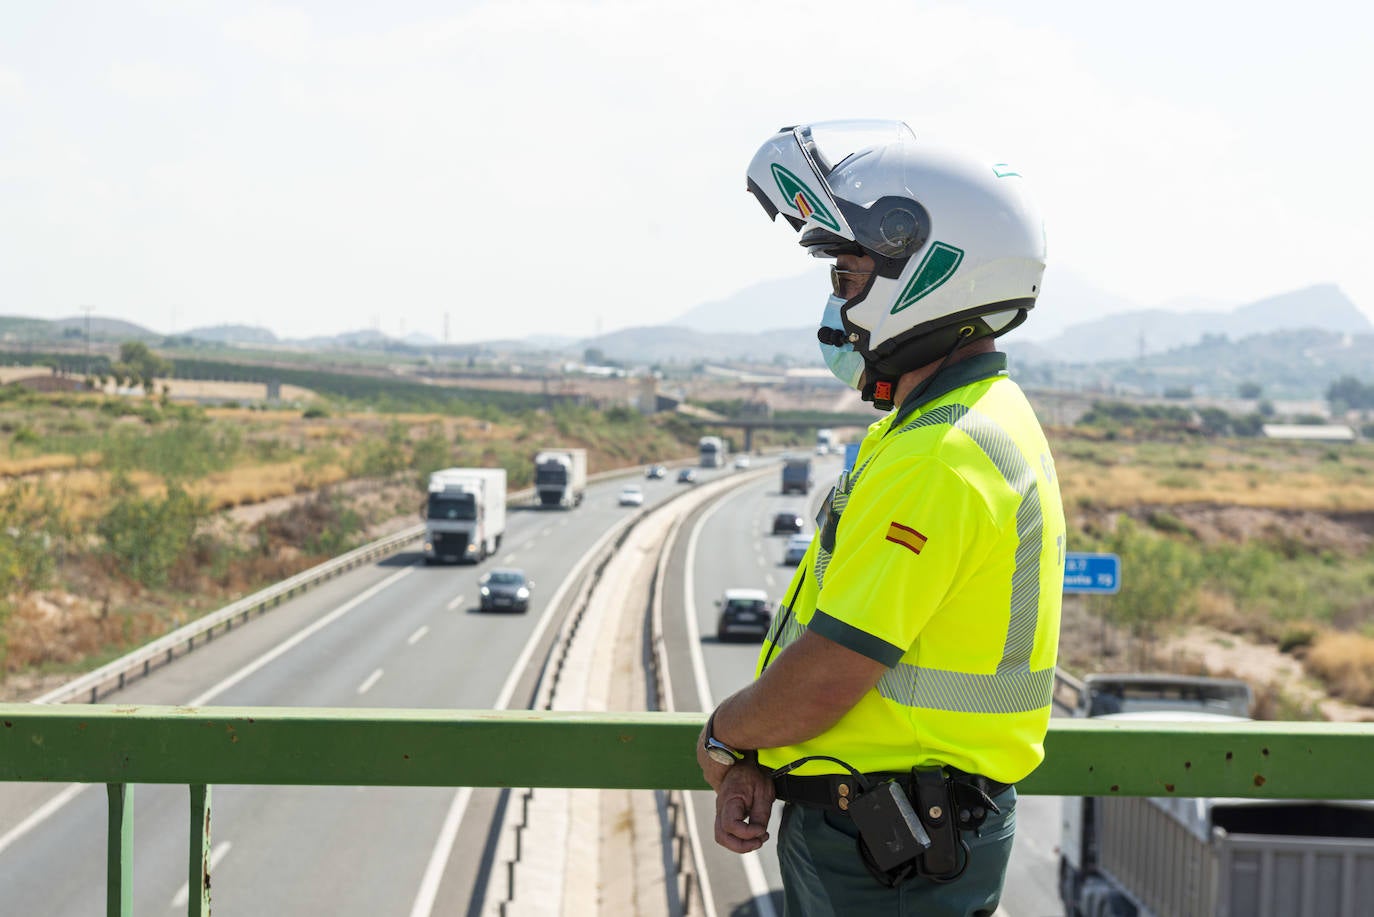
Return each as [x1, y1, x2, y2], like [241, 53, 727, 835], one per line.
[98, 478, 209, 588]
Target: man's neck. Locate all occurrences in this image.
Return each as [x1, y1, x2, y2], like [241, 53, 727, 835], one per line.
[890, 339, 997, 407]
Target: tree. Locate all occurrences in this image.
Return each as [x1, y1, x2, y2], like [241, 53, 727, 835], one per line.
[1238, 381, 1263, 399]
[1327, 376, 1374, 412]
[110, 341, 173, 395]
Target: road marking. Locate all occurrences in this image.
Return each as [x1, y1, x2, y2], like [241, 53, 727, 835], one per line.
[357, 668, 384, 695]
[445, 593, 465, 611]
[189, 565, 417, 706]
[501, 554, 516, 564]
[0, 783, 86, 858]
[541, 527, 553, 536]
[765, 573, 775, 588]
[172, 841, 232, 907]
[0, 564, 420, 859]
[409, 514, 639, 917]
[408, 625, 430, 644]
[684, 500, 777, 917]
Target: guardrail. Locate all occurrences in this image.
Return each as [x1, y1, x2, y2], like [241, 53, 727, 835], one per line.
[2, 706, 1373, 917]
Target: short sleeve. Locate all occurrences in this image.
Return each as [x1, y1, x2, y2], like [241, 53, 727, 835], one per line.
[811, 454, 990, 664]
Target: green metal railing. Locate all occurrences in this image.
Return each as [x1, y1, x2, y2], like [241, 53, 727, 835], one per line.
[4, 704, 1374, 915]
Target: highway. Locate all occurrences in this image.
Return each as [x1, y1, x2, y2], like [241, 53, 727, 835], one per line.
[0, 457, 1067, 916]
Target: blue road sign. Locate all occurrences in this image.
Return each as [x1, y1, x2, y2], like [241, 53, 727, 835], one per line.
[1064, 552, 1121, 594]
[843, 442, 860, 474]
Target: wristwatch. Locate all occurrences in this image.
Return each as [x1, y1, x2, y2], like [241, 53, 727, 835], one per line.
[703, 710, 753, 767]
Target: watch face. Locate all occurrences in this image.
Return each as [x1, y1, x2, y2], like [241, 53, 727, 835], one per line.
[706, 746, 739, 767]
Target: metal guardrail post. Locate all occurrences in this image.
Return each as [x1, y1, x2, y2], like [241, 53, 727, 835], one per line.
[106, 783, 133, 917]
[188, 784, 211, 917]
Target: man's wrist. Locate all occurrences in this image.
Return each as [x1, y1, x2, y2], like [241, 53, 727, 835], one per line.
[703, 708, 758, 767]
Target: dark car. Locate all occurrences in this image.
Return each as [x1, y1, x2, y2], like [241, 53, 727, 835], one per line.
[771, 511, 804, 535]
[715, 589, 773, 642]
[479, 568, 533, 613]
[677, 468, 698, 484]
[645, 464, 668, 480]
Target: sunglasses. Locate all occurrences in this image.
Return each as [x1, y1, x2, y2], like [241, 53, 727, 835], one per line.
[830, 267, 873, 298]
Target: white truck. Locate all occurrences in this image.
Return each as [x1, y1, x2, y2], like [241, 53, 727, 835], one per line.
[423, 468, 507, 564]
[533, 448, 586, 509]
[1059, 673, 1374, 917]
[698, 436, 726, 469]
[816, 428, 837, 455]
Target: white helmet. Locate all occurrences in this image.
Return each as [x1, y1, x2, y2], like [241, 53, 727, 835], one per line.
[746, 120, 1045, 408]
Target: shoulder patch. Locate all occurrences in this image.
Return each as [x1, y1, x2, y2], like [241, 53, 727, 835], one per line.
[885, 521, 927, 555]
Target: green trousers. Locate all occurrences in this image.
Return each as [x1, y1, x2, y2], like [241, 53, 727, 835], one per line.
[776, 787, 1016, 916]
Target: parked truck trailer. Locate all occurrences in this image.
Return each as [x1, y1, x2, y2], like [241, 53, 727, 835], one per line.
[423, 468, 507, 564]
[533, 448, 587, 508]
[1060, 674, 1374, 917]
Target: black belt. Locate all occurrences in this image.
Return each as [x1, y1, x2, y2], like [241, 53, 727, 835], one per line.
[772, 768, 1011, 815]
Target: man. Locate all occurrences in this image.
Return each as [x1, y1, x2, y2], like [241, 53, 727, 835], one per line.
[696, 121, 1065, 915]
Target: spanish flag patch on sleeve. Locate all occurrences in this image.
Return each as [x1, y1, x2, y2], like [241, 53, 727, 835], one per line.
[885, 521, 928, 555]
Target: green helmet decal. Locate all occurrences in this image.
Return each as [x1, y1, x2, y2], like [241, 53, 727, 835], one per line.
[891, 242, 964, 314]
[770, 164, 841, 232]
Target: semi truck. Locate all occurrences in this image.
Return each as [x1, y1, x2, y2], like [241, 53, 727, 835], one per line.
[423, 468, 507, 564]
[533, 448, 587, 508]
[699, 436, 726, 469]
[816, 428, 837, 455]
[781, 456, 813, 495]
[1059, 673, 1374, 917]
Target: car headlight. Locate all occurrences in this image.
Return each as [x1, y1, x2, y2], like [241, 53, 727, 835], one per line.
[480, 586, 490, 596]
[516, 587, 530, 599]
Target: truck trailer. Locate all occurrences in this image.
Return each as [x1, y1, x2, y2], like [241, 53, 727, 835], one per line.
[533, 448, 587, 508]
[781, 456, 813, 495]
[423, 468, 507, 564]
[1059, 674, 1374, 917]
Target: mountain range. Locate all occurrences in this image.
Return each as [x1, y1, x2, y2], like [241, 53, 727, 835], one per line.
[3, 278, 1371, 399]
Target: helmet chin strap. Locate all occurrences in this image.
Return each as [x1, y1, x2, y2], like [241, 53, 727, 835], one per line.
[860, 326, 977, 413]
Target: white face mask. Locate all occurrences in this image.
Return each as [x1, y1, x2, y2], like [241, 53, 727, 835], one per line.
[818, 294, 866, 390]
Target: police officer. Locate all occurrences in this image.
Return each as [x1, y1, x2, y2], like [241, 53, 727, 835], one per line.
[696, 121, 1066, 915]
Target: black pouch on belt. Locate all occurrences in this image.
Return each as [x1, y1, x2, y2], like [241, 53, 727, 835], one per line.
[912, 767, 962, 879]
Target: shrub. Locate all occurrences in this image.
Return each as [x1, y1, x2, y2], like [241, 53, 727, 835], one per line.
[98, 478, 209, 588]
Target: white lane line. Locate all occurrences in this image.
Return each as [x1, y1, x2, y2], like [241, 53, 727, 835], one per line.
[357, 668, 384, 695]
[408, 625, 430, 645]
[541, 527, 554, 536]
[500, 554, 516, 564]
[0, 783, 87, 858]
[409, 513, 640, 917]
[445, 593, 466, 611]
[189, 564, 417, 706]
[0, 564, 420, 859]
[171, 841, 232, 907]
[684, 499, 777, 917]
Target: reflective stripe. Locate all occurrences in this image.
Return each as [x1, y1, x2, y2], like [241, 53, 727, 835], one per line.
[876, 665, 1055, 714]
[783, 401, 1053, 715]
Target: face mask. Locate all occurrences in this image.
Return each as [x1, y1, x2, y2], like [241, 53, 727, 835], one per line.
[818, 294, 866, 390]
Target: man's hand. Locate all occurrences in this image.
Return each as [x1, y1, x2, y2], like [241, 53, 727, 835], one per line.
[713, 764, 775, 854]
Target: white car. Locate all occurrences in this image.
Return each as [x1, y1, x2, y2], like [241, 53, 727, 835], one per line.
[734, 455, 752, 469]
[618, 485, 644, 507]
[783, 532, 814, 566]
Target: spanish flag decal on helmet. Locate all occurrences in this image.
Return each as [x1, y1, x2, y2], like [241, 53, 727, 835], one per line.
[885, 521, 927, 555]
[770, 164, 841, 232]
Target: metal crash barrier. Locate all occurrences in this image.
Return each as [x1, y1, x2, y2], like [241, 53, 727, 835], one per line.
[2, 706, 1373, 916]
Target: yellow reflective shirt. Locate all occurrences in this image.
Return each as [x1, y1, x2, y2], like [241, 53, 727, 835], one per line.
[756, 353, 1065, 783]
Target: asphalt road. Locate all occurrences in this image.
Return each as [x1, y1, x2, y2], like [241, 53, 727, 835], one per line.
[0, 466, 729, 917]
[0, 456, 1068, 915]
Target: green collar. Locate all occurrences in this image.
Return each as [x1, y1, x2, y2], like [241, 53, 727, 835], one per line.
[888, 352, 1008, 429]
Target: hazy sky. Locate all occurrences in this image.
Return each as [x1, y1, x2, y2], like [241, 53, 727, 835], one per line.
[2, 1, 1370, 342]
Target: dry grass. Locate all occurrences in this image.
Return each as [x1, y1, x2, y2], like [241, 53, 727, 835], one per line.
[1057, 459, 1374, 512]
[0, 453, 85, 476]
[1304, 633, 1374, 707]
[193, 460, 351, 510]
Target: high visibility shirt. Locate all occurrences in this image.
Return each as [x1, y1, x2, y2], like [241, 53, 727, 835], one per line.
[755, 353, 1066, 783]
